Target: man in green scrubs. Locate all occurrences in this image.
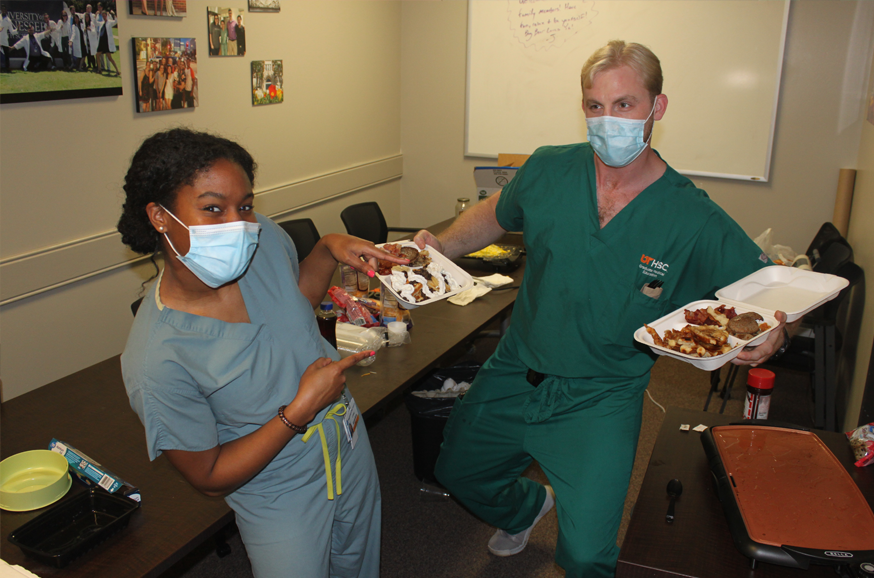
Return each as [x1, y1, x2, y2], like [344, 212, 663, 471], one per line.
[413, 40, 789, 577]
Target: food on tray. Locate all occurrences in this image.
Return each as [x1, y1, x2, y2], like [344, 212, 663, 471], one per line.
[645, 324, 733, 358]
[378, 244, 463, 303]
[727, 311, 766, 340]
[464, 245, 513, 260]
[646, 304, 771, 358]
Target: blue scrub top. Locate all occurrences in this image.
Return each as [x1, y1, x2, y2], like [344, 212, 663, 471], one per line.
[121, 213, 340, 486]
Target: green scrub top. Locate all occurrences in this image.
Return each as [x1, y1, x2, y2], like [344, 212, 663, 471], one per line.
[495, 143, 768, 390]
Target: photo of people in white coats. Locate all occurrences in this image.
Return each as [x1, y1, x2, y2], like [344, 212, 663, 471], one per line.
[0, 0, 123, 104]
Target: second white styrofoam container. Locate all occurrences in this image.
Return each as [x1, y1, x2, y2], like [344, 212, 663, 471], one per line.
[633, 300, 778, 371]
[375, 242, 474, 309]
[714, 266, 849, 323]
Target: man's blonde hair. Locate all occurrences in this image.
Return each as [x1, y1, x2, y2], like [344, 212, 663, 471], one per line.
[580, 40, 662, 102]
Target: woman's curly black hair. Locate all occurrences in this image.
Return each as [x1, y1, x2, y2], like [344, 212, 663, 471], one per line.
[117, 128, 257, 255]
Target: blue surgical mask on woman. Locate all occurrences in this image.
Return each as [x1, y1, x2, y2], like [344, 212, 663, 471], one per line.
[160, 205, 261, 288]
[585, 98, 657, 168]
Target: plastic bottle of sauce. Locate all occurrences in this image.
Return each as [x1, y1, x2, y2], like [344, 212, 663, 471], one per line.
[316, 302, 337, 348]
[744, 368, 775, 420]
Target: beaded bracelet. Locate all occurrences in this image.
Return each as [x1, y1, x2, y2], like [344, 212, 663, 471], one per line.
[278, 405, 307, 434]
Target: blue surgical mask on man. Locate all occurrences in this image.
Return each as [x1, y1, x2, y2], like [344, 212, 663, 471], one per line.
[160, 205, 261, 288]
[585, 98, 657, 168]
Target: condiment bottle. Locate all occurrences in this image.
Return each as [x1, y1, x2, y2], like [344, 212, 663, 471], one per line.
[743, 368, 775, 420]
[315, 302, 337, 349]
[455, 197, 470, 217]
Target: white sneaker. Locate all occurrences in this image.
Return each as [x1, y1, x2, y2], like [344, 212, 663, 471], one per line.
[488, 485, 555, 557]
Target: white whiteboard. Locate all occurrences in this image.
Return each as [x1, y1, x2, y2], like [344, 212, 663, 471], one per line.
[466, 0, 790, 181]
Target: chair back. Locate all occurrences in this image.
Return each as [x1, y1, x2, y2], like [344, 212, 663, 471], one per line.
[340, 202, 388, 245]
[278, 218, 321, 262]
[806, 222, 850, 269]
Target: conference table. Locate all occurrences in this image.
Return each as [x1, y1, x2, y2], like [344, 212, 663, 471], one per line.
[0, 224, 523, 577]
[616, 407, 874, 578]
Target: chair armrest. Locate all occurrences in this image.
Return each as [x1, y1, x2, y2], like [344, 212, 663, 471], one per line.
[386, 227, 422, 233]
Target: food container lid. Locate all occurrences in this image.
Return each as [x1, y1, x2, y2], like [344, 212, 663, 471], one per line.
[746, 368, 775, 390]
[715, 266, 849, 323]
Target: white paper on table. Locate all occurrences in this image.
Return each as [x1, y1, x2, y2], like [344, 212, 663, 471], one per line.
[448, 282, 492, 306]
[473, 274, 514, 288]
[0, 560, 43, 578]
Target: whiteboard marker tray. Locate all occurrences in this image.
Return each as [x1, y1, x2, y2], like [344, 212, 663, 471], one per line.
[715, 266, 848, 323]
[634, 300, 778, 371]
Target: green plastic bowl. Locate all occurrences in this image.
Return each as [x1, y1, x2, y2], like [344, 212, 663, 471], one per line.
[0, 450, 72, 512]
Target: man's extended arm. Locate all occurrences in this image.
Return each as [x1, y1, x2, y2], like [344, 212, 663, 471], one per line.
[413, 191, 507, 259]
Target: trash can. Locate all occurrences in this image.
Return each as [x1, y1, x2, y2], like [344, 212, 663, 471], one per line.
[404, 362, 480, 484]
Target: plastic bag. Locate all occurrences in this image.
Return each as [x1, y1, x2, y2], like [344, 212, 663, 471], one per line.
[846, 423, 874, 467]
[336, 323, 385, 366]
[753, 228, 798, 266]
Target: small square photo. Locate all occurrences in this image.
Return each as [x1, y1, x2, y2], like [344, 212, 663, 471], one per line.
[207, 7, 245, 56]
[251, 60, 282, 106]
[248, 0, 279, 12]
[129, 1, 186, 17]
[132, 37, 197, 112]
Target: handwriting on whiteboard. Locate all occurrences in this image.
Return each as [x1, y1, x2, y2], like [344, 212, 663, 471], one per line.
[508, 0, 596, 51]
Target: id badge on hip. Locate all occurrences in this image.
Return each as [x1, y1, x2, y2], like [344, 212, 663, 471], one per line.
[343, 397, 360, 449]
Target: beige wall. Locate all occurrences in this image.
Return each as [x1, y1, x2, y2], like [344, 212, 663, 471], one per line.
[846, 44, 874, 428]
[399, 0, 874, 426]
[0, 2, 402, 400]
[399, 1, 869, 252]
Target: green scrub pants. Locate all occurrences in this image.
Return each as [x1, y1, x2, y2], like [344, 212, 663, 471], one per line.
[435, 343, 644, 578]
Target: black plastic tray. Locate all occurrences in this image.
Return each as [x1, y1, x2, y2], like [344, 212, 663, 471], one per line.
[8, 489, 138, 568]
[453, 244, 523, 273]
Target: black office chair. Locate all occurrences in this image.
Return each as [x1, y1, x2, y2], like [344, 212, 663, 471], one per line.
[131, 297, 144, 316]
[340, 202, 420, 245]
[278, 218, 321, 262]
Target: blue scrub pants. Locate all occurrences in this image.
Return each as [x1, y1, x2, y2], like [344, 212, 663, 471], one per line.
[435, 345, 644, 578]
[233, 421, 381, 578]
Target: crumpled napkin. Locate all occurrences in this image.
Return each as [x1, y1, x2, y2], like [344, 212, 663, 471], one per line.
[473, 273, 514, 288]
[411, 377, 472, 398]
[448, 281, 492, 306]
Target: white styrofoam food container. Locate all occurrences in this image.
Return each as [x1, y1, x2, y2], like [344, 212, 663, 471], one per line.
[634, 300, 779, 371]
[714, 266, 849, 323]
[634, 266, 848, 370]
[376, 242, 474, 309]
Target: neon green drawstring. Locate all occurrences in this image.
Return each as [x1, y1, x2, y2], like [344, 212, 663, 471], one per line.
[301, 402, 347, 500]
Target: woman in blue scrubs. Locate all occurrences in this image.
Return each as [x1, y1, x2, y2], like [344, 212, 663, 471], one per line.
[117, 128, 405, 578]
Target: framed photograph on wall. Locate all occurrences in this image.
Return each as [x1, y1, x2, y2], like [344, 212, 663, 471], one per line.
[251, 60, 282, 106]
[0, 0, 123, 104]
[128, 1, 186, 17]
[206, 7, 245, 57]
[248, 0, 279, 13]
[132, 37, 197, 112]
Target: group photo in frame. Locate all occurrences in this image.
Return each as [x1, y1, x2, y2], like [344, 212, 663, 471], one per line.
[206, 6, 245, 57]
[251, 59, 281, 106]
[128, 0, 185, 17]
[247, 0, 278, 13]
[132, 36, 196, 112]
[1, 0, 123, 104]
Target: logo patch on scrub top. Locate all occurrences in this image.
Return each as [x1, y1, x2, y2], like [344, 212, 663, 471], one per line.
[759, 252, 769, 263]
[639, 254, 670, 277]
